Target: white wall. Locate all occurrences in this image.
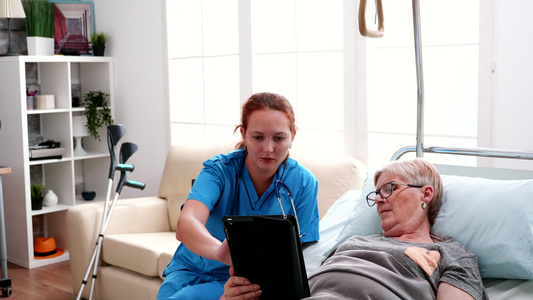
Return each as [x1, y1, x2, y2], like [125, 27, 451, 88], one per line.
[484, 0, 533, 170]
[91, 0, 170, 198]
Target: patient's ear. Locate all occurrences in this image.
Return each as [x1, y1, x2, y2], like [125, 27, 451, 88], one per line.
[422, 185, 434, 202]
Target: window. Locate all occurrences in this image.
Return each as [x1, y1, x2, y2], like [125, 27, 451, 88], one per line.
[167, 0, 357, 158]
[167, 0, 241, 145]
[366, 0, 479, 167]
[250, 0, 347, 155]
[166, 0, 480, 169]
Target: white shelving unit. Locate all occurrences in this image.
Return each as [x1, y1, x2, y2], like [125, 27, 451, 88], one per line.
[0, 56, 115, 268]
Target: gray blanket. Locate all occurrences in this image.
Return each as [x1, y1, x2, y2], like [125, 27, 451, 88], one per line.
[307, 250, 434, 300]
[304, 234, 488, 300]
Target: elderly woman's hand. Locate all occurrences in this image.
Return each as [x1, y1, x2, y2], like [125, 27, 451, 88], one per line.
[219, 267, 262, 300]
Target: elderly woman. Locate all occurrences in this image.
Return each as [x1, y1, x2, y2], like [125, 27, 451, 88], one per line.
[305, 158, 488, 300]
[221, 158, 488, 300]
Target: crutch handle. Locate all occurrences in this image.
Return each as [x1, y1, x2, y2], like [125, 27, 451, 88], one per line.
[116, 177, 146, 194]
[125, 180, 146, 190]
[358, 0, 384, 38]
[116, 163, 135, 172]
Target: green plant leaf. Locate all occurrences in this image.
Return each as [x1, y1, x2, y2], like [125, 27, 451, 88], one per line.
[23, 0, 54, 38]
[82, 91, 114, 141]
[91, 32, 108, 46]
[31, 183, 43, 199]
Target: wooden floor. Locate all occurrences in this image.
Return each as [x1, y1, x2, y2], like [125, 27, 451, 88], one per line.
[1, 261, 74, 299]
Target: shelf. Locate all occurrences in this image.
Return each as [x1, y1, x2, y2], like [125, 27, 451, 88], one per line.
[26, 108, 71, 115]
[28, 157, 69, 165]
[72, 152, 109, 160]
[0, 55, 114, 63]
[31, 204, 72, 216]
[31, 251, 70, 269]
[26, 108, 86, 115]
[0, 56, 115, 269]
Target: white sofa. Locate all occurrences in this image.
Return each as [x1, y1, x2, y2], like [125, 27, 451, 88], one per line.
[67, 144, 367, 300]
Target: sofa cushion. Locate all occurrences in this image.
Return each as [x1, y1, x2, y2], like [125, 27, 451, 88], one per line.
[102, 232, 180, 277]
[98, 265, 163, 300]
[105, 197, 172, 234]
[159, 252, 175, 280]
[292, 152, 367, 219]
[158, 143, 235, 199]
[167, 194, 188, 232]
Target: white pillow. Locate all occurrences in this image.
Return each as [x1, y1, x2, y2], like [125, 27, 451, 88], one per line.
[334, 170, 382, 249]
[433, 175, 533, 279]
[334, 171, 533, 279]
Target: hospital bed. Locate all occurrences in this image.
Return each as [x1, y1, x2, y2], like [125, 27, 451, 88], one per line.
[303, 148, 533, 299]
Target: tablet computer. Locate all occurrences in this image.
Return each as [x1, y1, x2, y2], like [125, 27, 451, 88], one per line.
[222, 215, 310, 300]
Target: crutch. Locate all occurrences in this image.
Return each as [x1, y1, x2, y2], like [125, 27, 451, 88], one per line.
[76, 125, 145, 300]
[76, 125, 129, 299]
[87, 141, 145, 300]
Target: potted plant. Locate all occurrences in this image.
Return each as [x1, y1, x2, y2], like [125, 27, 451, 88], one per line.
[91, 31, 108, 56]
[82, 91, 114, 141]
[31, 183, 44, 210]
[23, 0, 54, 55]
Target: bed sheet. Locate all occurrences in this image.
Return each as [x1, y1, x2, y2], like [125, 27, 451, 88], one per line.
[303, 189, 533, 299]
[303, 189, 359, 275]
[484, 279, 533, 299]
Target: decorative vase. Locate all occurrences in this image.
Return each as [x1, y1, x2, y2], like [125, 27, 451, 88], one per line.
[26, 37, 54, 56]
[82, 191, 96, 201]
[43, 190, 58, 207]
[92, 45, 105, 56]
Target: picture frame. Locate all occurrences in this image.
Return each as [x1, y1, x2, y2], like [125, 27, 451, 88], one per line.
[50, 1, 95, 56]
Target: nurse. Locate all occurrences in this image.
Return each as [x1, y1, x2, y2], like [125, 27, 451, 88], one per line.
[157, 92, 320, 300]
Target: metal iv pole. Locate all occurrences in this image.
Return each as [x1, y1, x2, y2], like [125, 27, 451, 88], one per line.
[411, 0, 425, 158]
[359, 0, 425, 158]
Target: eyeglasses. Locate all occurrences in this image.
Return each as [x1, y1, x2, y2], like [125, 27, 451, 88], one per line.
[366, 182, 424, 207]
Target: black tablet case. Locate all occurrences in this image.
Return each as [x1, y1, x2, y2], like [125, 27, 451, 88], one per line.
[222, 215, 310, 300]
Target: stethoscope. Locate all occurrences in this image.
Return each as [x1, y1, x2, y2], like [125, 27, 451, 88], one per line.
[274, 179, 303, 237]
[232, 151, 304, 237]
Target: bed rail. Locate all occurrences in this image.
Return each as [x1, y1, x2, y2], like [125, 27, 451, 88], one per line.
[391, 145, 533, 161]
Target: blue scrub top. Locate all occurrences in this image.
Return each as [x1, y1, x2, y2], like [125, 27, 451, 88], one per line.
[163, 148, 319, 278]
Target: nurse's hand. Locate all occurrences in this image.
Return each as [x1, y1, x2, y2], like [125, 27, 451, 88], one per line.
[219, 267, 261, 300]
[215, 239, 232, 266]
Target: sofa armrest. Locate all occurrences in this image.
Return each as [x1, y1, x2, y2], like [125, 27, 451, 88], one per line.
[67, 196, 171, 299]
